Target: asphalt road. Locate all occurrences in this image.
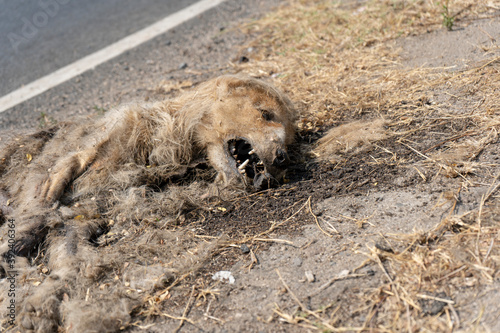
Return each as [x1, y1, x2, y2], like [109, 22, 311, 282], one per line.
[0, 0, 199, 97]
[0, 0, 281, 131]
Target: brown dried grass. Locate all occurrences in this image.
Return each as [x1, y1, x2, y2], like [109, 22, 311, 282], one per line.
[119, 1, 500, 331]
[226, 0, 500, 331]
[5, 1, 496, 331]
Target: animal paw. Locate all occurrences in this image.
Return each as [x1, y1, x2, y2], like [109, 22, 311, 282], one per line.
[19, 293, 63, 332]
[39, 171, 69, 203]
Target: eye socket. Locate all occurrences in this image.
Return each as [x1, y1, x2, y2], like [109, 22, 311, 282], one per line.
[259, 109, 274, 121]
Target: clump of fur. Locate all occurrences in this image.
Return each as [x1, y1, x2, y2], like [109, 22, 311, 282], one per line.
[314, 119, 388, 162]
[0, 75, 297, 332]
[63, 299, 131, 333]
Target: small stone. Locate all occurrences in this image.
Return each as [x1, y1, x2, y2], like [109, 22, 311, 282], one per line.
[165, 40, 172, 46]
[292, 257, 302, 267]
[312, 208, 323, 216]
[238, 56, 249, 63]
[338, 269, 349, 278]
[212, 271, 235, 284]
[305, 271, 315, 283]
[420, 292, 450, 316]
[240, 244, 250, 254]
[375, 238, 393, 253]
[178, 62, 188, 70]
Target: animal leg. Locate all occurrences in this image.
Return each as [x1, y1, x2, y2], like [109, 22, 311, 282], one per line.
[18, 228, 79, 332]
[40, 147, 98, 203]
[19, 280, 65, 332]
[206, 143, 241, 186]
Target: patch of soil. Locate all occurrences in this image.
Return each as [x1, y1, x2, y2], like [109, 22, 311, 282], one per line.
[125, 15, 500, 333]
[1, 2, 499, 333]
[399, 18, 500, 70]
[134, 146, 498, 332]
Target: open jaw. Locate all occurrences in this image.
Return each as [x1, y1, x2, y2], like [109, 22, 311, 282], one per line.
[227, 138, 285, 190]
[227, 138, 265, 180]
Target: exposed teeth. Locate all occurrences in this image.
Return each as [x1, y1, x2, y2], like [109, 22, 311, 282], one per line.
[257, 161, 263, 165]
[249, 149, 255, 155]
[238, 159, 250, 170]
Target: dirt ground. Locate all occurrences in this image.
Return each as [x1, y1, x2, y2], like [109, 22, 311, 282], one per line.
[1, 0, 499, 332]
[135, 3, 499, 332]
[122, 3, 499, 331]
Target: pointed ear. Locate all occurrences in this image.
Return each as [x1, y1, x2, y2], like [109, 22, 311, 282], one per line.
[215, 75, 246, 98]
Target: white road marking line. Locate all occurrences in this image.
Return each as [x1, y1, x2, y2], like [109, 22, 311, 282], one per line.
[0, 0, 225, 114]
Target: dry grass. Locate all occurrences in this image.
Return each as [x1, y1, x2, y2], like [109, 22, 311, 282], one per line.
[235, 0, 499, 175]
[237, 0, 497, 124]
[134, 1, 500, 331]
[2, 1, 499, 332]
[225, 0, 500, 331]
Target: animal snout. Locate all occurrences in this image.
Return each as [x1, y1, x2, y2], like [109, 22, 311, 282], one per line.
[272, 149, 290, 168]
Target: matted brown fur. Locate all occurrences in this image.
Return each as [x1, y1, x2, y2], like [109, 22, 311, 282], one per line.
[0, 75, 297, 332]
[314, 119, 388, 162]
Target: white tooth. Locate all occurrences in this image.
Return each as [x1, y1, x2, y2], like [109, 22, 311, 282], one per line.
[238, 159, 250, 170]
[257, 161, 263, 165]
[249, 149, 255, 155]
